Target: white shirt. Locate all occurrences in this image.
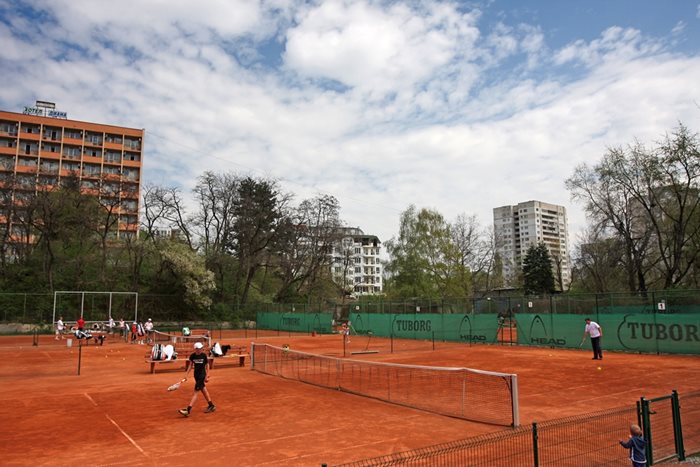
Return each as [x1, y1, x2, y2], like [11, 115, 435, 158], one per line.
[145, 321, 154, 331]
[57, 319, 64, 331]
[585, 321, 602, 338]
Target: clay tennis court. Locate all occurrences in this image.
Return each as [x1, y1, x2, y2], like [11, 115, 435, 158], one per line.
[0, 332, 698, 466]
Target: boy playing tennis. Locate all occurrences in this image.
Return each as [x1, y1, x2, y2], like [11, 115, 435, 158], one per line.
[178, 342, 216, 417]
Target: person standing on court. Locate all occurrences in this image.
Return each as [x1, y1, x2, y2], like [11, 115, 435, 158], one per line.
[619, 424, 647, 467]
[582, 318, 603, 360]
[178, 342, 216, 417]
[55, 316, 65, 340]
[77, 316, 85, 332]
[144, 318, 154, 344]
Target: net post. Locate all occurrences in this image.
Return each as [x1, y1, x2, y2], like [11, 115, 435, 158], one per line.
[510, 374, 520, 427]
[250, 342, 255, 370]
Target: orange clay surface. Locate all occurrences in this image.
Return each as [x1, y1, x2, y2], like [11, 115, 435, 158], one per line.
[0, 331, 698, 466]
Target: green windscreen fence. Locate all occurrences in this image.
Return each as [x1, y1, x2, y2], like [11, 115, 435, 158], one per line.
[348, 312, 501, 344]
[515, 312, 700, 354]
[256, 312, 334, 334]
[258, 309, 700, 355]
[256, 311, 502, 344]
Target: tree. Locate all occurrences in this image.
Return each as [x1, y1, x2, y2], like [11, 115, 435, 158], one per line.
[229, 176, 287, 305]
[569, 227, 627, 293]
[158, 241, 216, 310]
[522, 243, 555, 295]
[274, 194, 342, 302]
[385, 206, 456, 299]
[567, 124, 700, 292]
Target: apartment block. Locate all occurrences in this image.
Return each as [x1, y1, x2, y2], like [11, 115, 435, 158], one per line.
[331, 227, 383, 295]
[493, 200, 570, 290]
[0, 103, 143, 238]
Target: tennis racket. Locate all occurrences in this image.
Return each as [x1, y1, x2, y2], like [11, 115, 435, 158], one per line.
[167, 378, 186, 391]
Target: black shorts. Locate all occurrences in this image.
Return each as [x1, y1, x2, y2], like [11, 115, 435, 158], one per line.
[194, 378, 206, 391]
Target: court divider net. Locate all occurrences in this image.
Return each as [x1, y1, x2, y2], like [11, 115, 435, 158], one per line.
[153, 330, 211, 349]
[250, 343, 519, 427]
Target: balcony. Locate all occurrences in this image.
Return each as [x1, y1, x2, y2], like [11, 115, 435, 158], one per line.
[16, 165, 38, 174]
[0, 146, 16, 156]
[122, 158, 141, 167]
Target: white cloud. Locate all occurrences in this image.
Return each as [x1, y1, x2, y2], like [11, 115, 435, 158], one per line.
[284, 1, 479, 96]
[0, 1, 699, 247]
[553, 26, 663, 67]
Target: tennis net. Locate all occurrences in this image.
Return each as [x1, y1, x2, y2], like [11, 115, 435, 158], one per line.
[250, 343, 519, 427]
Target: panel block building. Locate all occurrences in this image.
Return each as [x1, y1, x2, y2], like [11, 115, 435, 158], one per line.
[0, 104, 143, 241]
[493, 200, 570, 290]
[331, 227, 383, 295]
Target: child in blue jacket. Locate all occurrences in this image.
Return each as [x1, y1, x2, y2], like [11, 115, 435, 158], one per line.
[619, 424, 647, 467]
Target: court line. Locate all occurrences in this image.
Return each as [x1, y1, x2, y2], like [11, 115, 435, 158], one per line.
[84, 393, 98, 406]
[105, 413, 148, 457]
[83, 393, 147, 458]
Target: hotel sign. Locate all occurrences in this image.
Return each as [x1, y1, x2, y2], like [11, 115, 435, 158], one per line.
[22, 101, 68, 119]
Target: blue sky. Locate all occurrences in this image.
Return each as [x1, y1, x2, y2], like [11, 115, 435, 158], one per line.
[1, 0, 699, 248]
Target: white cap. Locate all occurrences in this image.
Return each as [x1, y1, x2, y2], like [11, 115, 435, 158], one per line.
[194, 342, 204, 349]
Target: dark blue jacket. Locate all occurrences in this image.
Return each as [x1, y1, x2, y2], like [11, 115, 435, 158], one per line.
[620, 435, 646, 464]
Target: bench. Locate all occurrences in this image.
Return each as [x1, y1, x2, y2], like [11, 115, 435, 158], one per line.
[208, 345, 249, 369]
[146, 345, 249, 373]
[208, 353, 249, 369]
[145, 357, 186, 374]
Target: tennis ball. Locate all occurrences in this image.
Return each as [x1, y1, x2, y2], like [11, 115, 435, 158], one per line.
[597, 366, 602, 370]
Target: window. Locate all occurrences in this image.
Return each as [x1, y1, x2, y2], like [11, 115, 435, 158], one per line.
[0, 121, 18, 135]
[354, 258, 361, 264]
[355, 267, 361, 273]
[83, 164, 101, 175]
[124, 138, 140, 150]
[123, 168, 139, 180]
[105, 134, 123, 144]
[18, 158, 36, 167]
[63, 146, 81, 158]
[354, 248, 361, 254]
[64, 129, 82, 139]
[85, 132, 102, 145]
[43, 127, 61, 140]
[104, 151, 121, 163]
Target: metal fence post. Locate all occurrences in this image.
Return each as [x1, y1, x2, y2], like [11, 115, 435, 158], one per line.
[671, 390, 686, 461]
[532, 422, 539, 467]
[640, 397, 653, 465]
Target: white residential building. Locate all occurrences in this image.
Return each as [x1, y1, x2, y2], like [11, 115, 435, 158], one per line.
[331, 227, 383, 295]
[493, 200, 571, 290]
